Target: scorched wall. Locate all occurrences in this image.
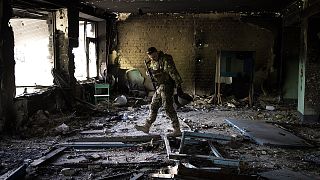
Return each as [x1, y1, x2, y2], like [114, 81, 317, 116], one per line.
[116, 13, 274, 95]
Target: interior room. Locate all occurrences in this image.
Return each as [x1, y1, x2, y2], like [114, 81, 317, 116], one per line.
[0, 0, 319, 179]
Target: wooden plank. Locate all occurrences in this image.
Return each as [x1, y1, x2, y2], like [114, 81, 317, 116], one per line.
[183, 131, 232, 141]
[53, 161, 173, 168]
[59, 142, 135, 148]
[225, 119, 312, 148]
[0, 164, 27, 180]
[71, 135, 162, 142]
[99, 171, 135, 180]
[178, 131, 186, 153]
[31, 147, 67, 167]
[80, 130, 106, 134]
[151, 173, 174, 178]
[161, 135, 172, 158]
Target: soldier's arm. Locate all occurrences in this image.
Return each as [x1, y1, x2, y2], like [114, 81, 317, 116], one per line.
[165, 56, 183, 86]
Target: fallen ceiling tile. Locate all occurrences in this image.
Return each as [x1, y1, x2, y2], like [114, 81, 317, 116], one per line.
[225, 119, 312, 148]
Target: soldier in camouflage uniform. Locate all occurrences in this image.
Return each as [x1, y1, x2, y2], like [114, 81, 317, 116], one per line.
[135, 47, 183, 136]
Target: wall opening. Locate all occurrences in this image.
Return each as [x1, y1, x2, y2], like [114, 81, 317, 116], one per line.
[219, 51, 255, 100]
[73, 20, 97, 81]
[10, 18, 54, 97]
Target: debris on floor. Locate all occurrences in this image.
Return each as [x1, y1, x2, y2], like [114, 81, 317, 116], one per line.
[1, 94, 320, 179]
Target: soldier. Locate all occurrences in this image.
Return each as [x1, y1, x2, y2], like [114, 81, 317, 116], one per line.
[135, 47, 183, 136]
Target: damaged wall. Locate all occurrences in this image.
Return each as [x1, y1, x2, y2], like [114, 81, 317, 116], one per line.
[116, 13, 275, 95]
[298, 0, 320, 123]
[55, 9, 75, 86]
[98, 20, 107, 75]
[304, 17, 320, 119]
[0, 0, 16, 133]
[53, 7, 80, 107]
[282, 27, 300, 99]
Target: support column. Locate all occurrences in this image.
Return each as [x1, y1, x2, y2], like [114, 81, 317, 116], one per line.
[0, 0, 16, 133]
[54, 8, 72, 83]
[298, 1, 320, 123]
[297, 19, 309, 122]
[53, 7, 78, 107]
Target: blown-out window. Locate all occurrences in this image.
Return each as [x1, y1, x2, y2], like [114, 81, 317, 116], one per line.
[73, 20, 97, 81]
[10, 18, 54, 96]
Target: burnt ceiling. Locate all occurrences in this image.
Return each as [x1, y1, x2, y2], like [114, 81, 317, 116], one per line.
[81, 0, 298, 14]
[11, 0, 301, 19]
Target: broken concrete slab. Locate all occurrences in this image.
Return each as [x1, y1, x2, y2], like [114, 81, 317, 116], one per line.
[225, 119, 312, 148]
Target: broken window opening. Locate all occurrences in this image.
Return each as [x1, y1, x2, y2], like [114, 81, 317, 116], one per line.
[87, 38, 98, 78]
[10, 17, 54, 97]
[214, 51, 255, 105]
[73, 20, 98, 81]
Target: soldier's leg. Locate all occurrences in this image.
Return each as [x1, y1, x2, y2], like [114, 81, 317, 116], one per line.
[135, 86, 162, 133]
[147, 87, 162, 125]
[162, 85, 181, 135]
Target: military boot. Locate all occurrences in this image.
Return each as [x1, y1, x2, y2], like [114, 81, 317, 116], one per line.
[134, 123, 151, 134]
[169, 123, 182, 136]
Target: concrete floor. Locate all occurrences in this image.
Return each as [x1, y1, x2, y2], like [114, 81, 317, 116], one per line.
[1, 96, 320, 179]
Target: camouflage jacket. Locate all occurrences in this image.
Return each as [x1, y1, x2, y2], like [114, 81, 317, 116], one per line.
[148, 51, 183, 86]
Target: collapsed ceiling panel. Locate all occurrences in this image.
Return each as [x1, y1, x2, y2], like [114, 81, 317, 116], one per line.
[82, 0, 298, 13]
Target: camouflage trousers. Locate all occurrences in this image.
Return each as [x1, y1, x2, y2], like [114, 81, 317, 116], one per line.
[145, 84, 180, 129]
